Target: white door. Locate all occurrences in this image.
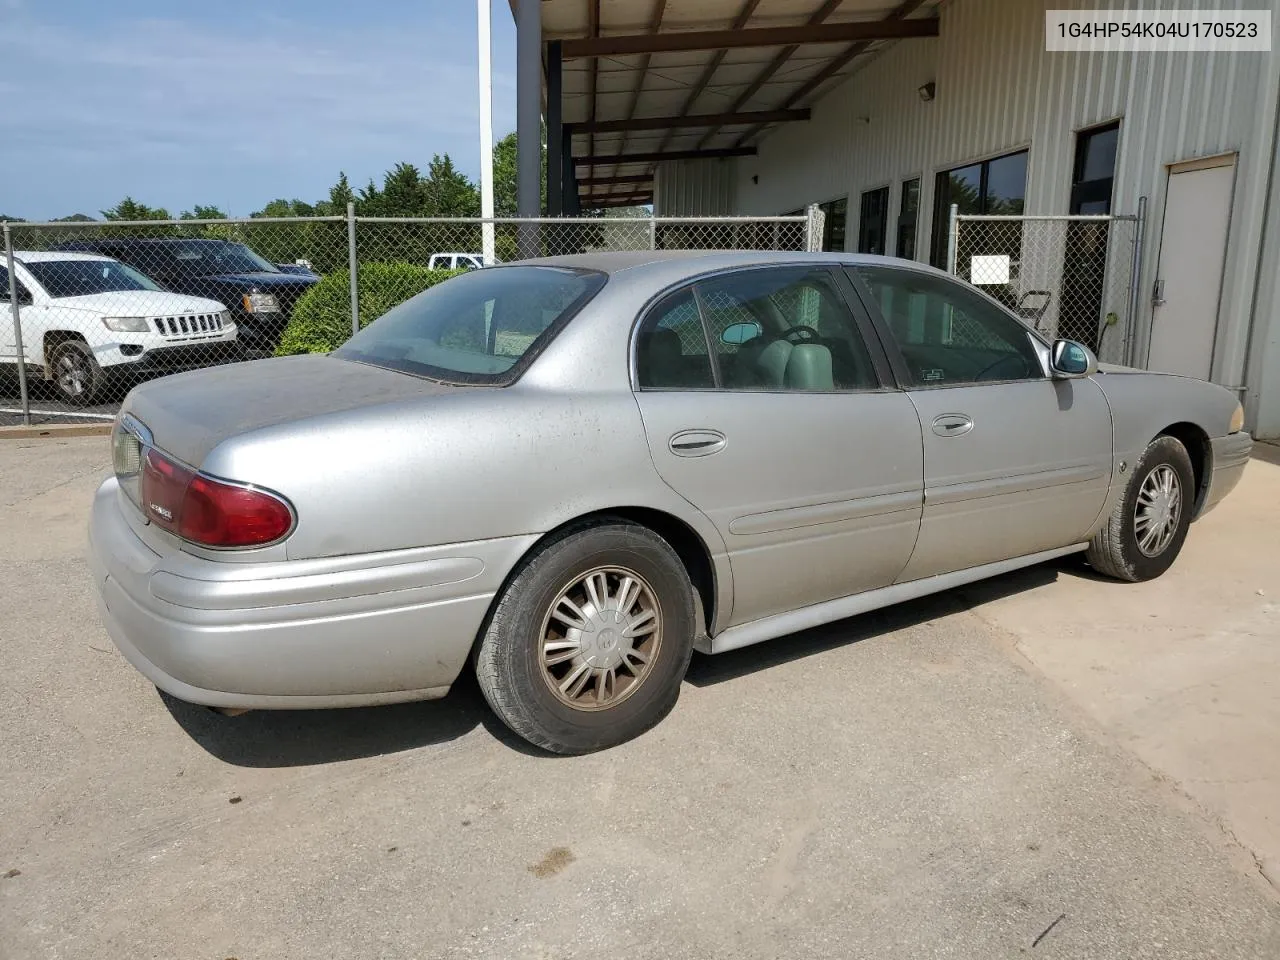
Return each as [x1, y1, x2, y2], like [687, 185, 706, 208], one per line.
[1147, 156, 1236, 380]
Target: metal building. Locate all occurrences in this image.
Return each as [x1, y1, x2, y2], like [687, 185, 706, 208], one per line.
[516, 0, 1280, 439]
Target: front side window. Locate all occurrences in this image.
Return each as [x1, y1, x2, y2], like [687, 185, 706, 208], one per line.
[857, 266, 1042, 386]
[22, 259, 161, 298]
[636, 267, 877, 392]
[336, 265, 604, 384]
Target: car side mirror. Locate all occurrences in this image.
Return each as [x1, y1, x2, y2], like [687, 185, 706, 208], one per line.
[1050, 338, 1097, 378]
[720, 320, 762, 345]
[1, 285, 32, 306]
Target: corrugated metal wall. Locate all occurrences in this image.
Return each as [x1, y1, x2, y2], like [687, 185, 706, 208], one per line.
[657, 0, 1280, 434]
[654, 158, 738, 215]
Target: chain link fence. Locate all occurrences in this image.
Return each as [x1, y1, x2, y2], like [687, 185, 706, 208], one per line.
[0, 210, 814, 424]
[949, 211, 1144, 366]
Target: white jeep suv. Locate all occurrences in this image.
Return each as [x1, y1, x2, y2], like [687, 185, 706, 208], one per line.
[1, 252, 238, 405]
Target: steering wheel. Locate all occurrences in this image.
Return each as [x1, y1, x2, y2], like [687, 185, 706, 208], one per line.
[974, 353, 1030, 382]
[783, 325, 821, 343]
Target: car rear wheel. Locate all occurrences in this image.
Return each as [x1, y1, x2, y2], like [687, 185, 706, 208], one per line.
[475, 520, 696, 754]
[1085, 435, 1195, 582]
[50, 340, 105, 406]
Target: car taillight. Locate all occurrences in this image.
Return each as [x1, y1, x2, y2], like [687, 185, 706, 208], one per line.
[139, 448, 293, 548]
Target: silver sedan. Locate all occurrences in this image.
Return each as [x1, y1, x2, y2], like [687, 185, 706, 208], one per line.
[89, 252, 1252, 753]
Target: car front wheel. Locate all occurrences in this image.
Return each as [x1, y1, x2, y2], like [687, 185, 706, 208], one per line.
[1085, 434, 1196, 582]
[49, 340, 105, 406]
[475, 520, 696, 754]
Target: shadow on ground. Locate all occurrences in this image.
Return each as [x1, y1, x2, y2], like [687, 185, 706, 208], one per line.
[161, 674, 496, 768]
[164, 558, 1074, 767]
[686, 558, 1066, 686]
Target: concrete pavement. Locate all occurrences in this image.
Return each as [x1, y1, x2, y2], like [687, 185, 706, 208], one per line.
[1, 437, 1278, 959]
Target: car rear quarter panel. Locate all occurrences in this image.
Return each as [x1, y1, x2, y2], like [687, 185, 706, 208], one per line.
[200, 385, 731, 617]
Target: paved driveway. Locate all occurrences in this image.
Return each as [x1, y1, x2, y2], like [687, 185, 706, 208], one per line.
[2, 438, 1278, 959]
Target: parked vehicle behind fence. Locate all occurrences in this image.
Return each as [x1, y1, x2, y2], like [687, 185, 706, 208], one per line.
[2, 252, 236, 405]
[428, 253, 486, 271]
[89, 251, 1251, 753]
[56, 238, 317, 356]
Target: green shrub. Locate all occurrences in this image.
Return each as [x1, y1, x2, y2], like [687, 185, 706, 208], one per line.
[276, 261, 460, 355]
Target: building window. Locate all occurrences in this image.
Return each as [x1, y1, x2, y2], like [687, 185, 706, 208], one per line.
[896, 178, 920, 259]
[930, 149, 1028, 267]
[857, 187, 889, 255]
[820, 197, 848, 251]
[1061, 121, 1121, 351]
[1070, 121, 1119, 215]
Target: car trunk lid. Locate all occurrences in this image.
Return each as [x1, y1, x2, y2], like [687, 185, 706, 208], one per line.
[123, 354, 457, 467]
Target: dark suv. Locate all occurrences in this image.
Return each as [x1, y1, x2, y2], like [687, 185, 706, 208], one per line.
[56, 238, 318, 355]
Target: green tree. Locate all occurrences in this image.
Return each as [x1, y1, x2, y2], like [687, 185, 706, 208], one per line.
[54, 213, 95, 222]
[422, 154, 479, 217]
[379, 162, 427, 216]
[102, 197, 172, 221]
[491, 130, 545, 215]
[0, 214, 26, 222]
[317, 172, 355, 216]
[181, 205, 227, 220]
[253, 198, 316, 218]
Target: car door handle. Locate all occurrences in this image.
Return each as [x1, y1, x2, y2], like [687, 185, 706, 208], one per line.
[669, 429, 726, 457]
[931, 414, 974, 437]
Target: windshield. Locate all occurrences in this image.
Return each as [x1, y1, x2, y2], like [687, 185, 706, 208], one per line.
[334, 266, 605, 384]
[166, 240, 279, 275]
[24, 259, 161, 298]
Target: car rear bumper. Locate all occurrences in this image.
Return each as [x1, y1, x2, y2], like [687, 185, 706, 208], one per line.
[1201, 431, 1252, 516]
[88, 477, 536, 709]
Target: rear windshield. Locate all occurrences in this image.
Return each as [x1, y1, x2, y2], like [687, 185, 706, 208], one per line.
[334, 266, 606, 384]
[24, 259, 161, 298]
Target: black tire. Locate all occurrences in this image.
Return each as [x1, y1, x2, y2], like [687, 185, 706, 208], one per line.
[475, 520, 696, 754]
[49, 340, 105, 406]
[1085, 435, 1195, 582]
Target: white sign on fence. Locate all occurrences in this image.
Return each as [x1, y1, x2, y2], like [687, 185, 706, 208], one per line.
[970, 254, 1011, 285]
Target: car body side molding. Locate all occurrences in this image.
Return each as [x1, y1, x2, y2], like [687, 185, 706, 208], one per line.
[701, 542, 1088, 654]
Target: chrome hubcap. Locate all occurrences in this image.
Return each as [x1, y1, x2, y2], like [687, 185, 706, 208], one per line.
[57, 353, 87, 396]
[1135, 464, 1182, 557]
[538, 565, 661, 711]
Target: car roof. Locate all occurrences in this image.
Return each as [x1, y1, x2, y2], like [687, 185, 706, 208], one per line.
[61, 237, 220, 247]
[13, 250, 116, 263]
[517, 249, 949, 279]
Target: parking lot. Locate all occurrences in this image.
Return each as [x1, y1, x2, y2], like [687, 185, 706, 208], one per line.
[2, 436, 1279, 959]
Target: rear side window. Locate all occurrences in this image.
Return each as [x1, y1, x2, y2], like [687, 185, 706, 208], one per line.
[335, 265, 605, 384]
[635, 291, 714, 389]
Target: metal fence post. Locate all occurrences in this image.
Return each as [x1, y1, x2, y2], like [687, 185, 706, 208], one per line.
[946, 203, 959, 275]
[648, 216, 657, 250]
[1126, 196, 1147, 367]
[3, 223, 30, 426]
[346, 202, 360, 337]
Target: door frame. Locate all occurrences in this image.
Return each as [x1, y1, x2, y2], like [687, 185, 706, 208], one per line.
[1143, 151, 1239, 375]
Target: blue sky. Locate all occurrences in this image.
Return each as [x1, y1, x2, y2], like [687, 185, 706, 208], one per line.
[0, 0, 517, 220]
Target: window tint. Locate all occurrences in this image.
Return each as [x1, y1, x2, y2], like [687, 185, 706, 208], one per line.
[696, 268, 878, 392]
[635, 291, 715, 389]
[858, 266, 1042, 386]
